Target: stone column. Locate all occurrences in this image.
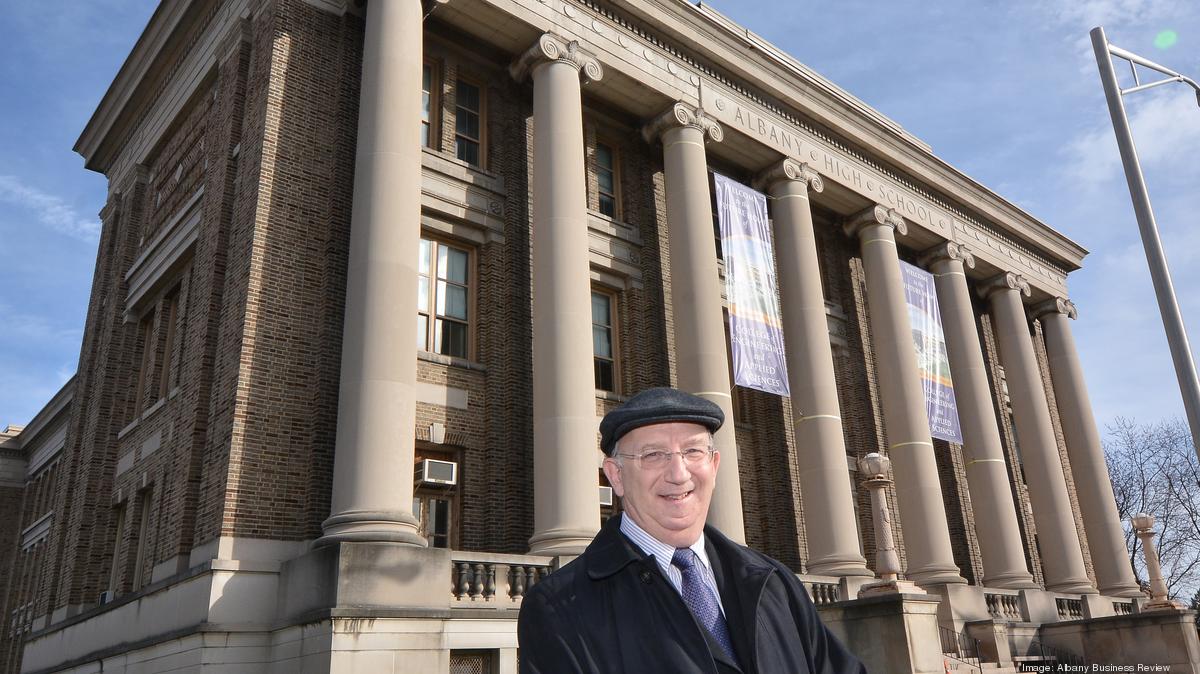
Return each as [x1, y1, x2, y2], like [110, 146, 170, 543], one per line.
[511, 35, 604, 557]
[322, 0, 426, 545]
[753, 159, 869, 577]
[643, 103, 745, 543]
[845, 205, 965, 586]
[983, 274, 1095, 594]
[1036, 298, 1141, 597]
[921, 243, 1037, 589]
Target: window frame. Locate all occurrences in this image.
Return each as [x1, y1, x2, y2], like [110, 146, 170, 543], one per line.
[453, 77, 485, 168]
[591, 287, 620, 394]
[422, 59, 441, 150]
[418, 235, 476, 361]
[594, 139, 621, 220]
[414, 445, 462, 550]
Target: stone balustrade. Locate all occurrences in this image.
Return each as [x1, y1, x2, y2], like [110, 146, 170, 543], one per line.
[985, 590, 1025, 621]
[449, 552, 554, 606]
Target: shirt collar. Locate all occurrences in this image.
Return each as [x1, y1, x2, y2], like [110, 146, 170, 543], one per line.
[619, 514, 712, 571]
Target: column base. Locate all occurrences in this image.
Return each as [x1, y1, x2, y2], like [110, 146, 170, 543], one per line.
[316, 510, 427, 547]
[908, 562, 968, 587]
[528, 527, 597, 557]
[858, 579, 926, 597]
[1045, 576, 1099, 595]
[807, 552, 874, 577]
[981, 569, 1039, 590]
[1100, 581, 1146, 598]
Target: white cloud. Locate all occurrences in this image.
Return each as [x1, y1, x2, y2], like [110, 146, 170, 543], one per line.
[1043, 0, 1186, 28]
[0, 175, 100, 241]
[1063, 88, 1200, 189]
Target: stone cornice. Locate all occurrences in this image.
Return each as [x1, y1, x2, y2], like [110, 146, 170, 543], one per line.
[509, 33, 604, 83]
[641, 102, 722, 144]
[979, 272, 1032, 300]
[1033, 297, 1078, 320]
[919, 241, 975, 271]
[751, 158, 823, 194]
[844, 204, 906, 239]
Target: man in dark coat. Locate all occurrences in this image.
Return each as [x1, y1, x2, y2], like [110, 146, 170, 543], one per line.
[517, 387, 866, 674]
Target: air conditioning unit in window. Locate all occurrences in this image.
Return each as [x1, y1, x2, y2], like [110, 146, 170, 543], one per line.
[599, 486, 614, 506]
[97, 590, 114, 606]
[416, 459, 458, 486]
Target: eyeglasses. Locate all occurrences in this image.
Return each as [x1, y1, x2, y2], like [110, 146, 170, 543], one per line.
[616, 447, 714, 470]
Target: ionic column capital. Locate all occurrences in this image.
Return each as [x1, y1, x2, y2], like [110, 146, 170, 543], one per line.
[1033, 296, 1078, 320]
[510, 33, 604, 83]
[979, 271, 1031, 300]
[919, 241, 976, 270]
[843, 204, 907, 239]
[751, 158, 824, 193]
[641, 102, 723, 145]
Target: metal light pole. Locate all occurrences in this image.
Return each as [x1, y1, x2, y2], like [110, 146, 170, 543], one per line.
[1090, 27, 1200, 463]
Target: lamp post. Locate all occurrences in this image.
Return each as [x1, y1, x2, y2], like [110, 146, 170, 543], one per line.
[1130, 513, 1183, 610]
[1090, 27, 1200, 464]
[858, 452, 924, 596]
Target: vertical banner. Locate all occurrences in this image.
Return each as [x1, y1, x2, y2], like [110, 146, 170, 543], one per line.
[899, 261, 963, 443]
[713, 173, 790, 397]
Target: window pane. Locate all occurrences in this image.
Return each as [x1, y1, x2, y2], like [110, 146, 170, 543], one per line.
[437, 281, 468, 320]
[599, 194, 616, 218]
[593, 326, 612, 358]
[421, 122, 430, 147]
[417, 314, 429, 349]
[419, 239, 431, 274]
[591, 293, 611, 325]
[596, 143, 613, 170]
[417, 276, 430, 312]
[598, 170, 614, 193]
[456, 139, 479, 166]
[437, 320, 468, 358]
[441, 247, 468, 283]
[456, 81, 480, 111]
[595, 359, 614, 392]
[457, 111, 479, 140]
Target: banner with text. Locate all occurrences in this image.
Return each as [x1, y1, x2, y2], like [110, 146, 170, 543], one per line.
[899, 261, 962, 443]
[713, 173, 789, 397]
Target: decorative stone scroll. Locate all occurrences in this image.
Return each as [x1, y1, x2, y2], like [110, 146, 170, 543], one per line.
[919, 241, 976, 270]
[1033, 296, 1078, 320]
[979, 272, 1032, 300]
[751, 158, 823, 194]
[641, 102, 723, 145]
[843, 204, 907, 239]
[510, 33, 604, 83]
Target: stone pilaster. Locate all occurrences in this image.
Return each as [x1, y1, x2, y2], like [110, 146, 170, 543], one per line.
[513, 34, 605, 557]
[321, 0, 426, 545]
[1035, 298, 1141, 597]
[754, 159, 868, 577]
[845, 205, 965, 586]
[643, 102, 745, 543]
[982, 275, 1095, 594]
[921, 243, 1036, 589]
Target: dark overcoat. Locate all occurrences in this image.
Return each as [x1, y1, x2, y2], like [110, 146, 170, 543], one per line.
[517, 515, 867, 674]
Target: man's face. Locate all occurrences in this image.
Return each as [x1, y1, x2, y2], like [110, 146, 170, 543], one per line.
[602, 421, 720, 548]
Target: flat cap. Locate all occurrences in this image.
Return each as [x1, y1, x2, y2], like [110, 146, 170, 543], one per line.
[600, 387, 724, 455]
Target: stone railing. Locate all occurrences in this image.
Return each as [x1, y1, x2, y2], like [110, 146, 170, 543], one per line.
[1112, 600, 1135, 615]
[798, 574, 845, 605]
[449, 552, 554, 608]
[984, 590, 1024, 621]
[1055, 596, 1084, 620]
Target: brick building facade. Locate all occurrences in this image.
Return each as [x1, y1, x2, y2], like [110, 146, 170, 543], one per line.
[1, 0, 1196, 672]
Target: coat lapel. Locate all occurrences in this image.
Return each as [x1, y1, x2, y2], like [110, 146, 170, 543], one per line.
[706, 528, 775, 674]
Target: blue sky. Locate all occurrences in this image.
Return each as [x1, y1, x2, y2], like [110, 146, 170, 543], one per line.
[2, 1, 1199, 443]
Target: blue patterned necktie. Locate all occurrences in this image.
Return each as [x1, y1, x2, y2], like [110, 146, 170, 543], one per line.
[672, 548, 738, 663]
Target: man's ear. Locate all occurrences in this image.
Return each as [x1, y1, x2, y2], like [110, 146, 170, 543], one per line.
[602, 457, 624, 497]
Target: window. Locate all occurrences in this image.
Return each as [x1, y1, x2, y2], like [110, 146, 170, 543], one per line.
[131, 490, 152, 591]
[107, 503, 126, 595]
[414, 447, 460, 549]
[418, 237, 471, 359]
[414, 494, 453, 548]
[158, 288, 179, 399]
[132, 316, 155, 418]
[450, 650, 495, 674]
[592, 290, 617, 392]
[455, 79, 482, 167]
[422, 61, 438, 148]
[595, 142, 619, 218]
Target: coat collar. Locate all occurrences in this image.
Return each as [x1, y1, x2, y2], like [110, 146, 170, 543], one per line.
[586, 514, 650, 579]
